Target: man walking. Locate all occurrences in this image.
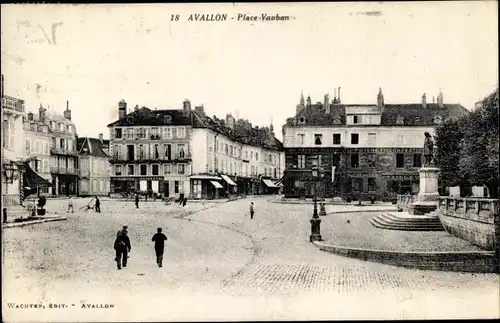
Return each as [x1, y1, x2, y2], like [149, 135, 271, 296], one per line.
[151, 227, 167, 268]
[95, 196, 101, 213]
[114, 230, 131, 270]
[67, 197, 74, 213]
[135, 193, 139, 209]
[250, 202, 254, 219]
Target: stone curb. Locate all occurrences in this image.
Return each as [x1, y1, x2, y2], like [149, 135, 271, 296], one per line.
[325, 208, 397, 215]
[2, 216, 68, 228]
[312, 241, 498, 273]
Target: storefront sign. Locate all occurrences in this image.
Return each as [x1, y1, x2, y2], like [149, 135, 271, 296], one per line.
[111, 176, 164, 181]
[349, 148, 422, 153]
[384, 174, 419, 180]
[285, 148, 343, 154]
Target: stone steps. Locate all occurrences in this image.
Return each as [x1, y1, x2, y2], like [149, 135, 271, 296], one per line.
[370, 212, 445, 231]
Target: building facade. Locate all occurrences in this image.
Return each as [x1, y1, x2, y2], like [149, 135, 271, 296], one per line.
[107, 100, 192, 199]
[190, 108, 284, 198]
[77, 136, 111, 196]
[22, 109, 54, 195]
[107, 99, 285, 200]
[282, 89, 469, 201]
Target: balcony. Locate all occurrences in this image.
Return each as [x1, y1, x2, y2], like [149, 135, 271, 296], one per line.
[50, 167, 80, 176]
[50, 147, 78, 156]
[2, 96, 25, 115]
[109, 153, 192, 164]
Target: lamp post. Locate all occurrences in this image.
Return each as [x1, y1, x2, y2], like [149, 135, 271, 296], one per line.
[310, 166, 322, 242]
[319, 167, 327, 216]
[2, 161, 19, 223]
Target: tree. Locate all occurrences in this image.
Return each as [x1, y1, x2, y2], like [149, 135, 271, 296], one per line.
[435, 118, 464, 188]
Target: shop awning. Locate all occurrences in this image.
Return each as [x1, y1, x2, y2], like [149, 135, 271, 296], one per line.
[21, 163, 52, 188]
[210, 181, 223, 189]
[191, 175, 222, 180]
[262, 179, 280, 188]
[220, 174, 237, 186]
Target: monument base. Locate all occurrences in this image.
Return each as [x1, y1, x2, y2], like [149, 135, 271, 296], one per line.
[409, 166, 440, 216]
[408, 201, 438, 215]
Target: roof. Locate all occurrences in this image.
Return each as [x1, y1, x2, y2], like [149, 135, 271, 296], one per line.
[106, 107, 192, 127]
[77, 137, 109, 158]
[191, 110, 283, 150]
[285, 102, 469, 127]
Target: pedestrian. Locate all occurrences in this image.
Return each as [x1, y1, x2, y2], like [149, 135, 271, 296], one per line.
[182, 197, 187, 207]
[95, 196, 101, 213]
[67, 197, 74, 213]
[151, 227, 168, 267]
[114, 230, 131, 270]
[135, 193, 139, 209]
[117, 225, 128, 236]
[250, 202, 254, 219]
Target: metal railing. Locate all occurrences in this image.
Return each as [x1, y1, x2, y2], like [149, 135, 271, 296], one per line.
[2, 194, 21, 206]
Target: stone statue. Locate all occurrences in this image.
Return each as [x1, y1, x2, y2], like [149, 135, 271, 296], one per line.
[423, 132, 434, 166]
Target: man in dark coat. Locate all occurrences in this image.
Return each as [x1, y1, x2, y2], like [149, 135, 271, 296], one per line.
[95, 196, 101, 213]
[114, 230, 131, 270]
[151, 227, 168, 267]
[135, 193, 139, 209]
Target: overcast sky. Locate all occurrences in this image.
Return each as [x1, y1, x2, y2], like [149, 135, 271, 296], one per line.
[1, 2, 498, 140]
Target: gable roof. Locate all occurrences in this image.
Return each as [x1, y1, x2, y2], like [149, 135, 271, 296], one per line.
[106, 107, 192, 127]
[77, 137, 109, 158]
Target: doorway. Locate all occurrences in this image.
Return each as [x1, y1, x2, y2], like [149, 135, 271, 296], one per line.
[163, 182, 169, 197]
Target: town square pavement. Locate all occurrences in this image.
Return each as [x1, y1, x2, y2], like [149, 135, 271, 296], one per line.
[2, 197, 499, 321]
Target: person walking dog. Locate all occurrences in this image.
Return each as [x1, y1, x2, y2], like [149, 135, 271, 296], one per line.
[151, 227, 168, 268]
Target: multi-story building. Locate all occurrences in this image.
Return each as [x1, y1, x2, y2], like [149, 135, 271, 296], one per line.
[22, 108, 53, 195]
[107, 100, 192, 198]
[107, 99, 285, 200]
[190, 108, 284, 199]
[45, 102, 79, 196]
[77, 135, 111, 197]
[282, 89, 469, 201]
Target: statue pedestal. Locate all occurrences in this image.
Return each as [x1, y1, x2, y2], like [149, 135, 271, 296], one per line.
[409, 167, 440, 215]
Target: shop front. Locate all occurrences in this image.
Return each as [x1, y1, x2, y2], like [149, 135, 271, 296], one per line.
[220, 174, 237, 196]
[190, 175, 224, 199]
[110, 176, 164, 195]
[261, 177, 280, 195]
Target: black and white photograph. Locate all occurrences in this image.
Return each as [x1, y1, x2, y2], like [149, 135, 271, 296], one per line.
[1, 2, 499, 322]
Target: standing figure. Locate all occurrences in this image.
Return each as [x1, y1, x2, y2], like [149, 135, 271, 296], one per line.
[423, 132, 435, 166]
[95, 196, 101, 213]
[135, 193, 139, 209]
[114, 230, 131, 270]
[117, 225, 128, 236]
[182, 197, 187, 207]
[152, 227, 168, 268]
[67, 197, 74, 213]
[250, 202, 254, 219]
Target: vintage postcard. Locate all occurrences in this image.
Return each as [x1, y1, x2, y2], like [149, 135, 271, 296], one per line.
[1, 2, 499, 322]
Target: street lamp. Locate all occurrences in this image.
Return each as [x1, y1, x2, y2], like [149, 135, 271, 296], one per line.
[310, 166, 322, 242]
[3, 161, 18, 184]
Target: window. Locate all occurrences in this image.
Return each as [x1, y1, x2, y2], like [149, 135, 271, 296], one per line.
[397, 135, 404, 146]
[164, 127, 172, 139]
[152, 164, 159, 175]
[174, 181, 180, 193]
[368, 178, 376, 192]
[298, 155, 306, 168]
[172, 127, 177, 138]
[413, 153, 422, 168]
[58, 123, 63, 131]
[352, 178, 363, 192]
[34, 160, 40, 171]
[367, 153, 376, 167]
[127, 145, 134, 161]
[353, 115, 359, 124]
[126, 128, 134, 139]
[351, 133, 359, 145]
[297, 134, 305, 145]
[367, 133, 377, 146]
[151, 127, 159, 138]
[314, 134, 323, 145]
[139, 145, 145, 159]
[256, 153, 259, 161]
[396, 154, 405, 168]
[140, 164, 147, 175]
[333, 153, 341, 167]
[396, 116, 404, 125]
[178, 127, 186, 138]
[177, 144, 185, 159]
[66, 125, 71, 133]
[351, 154, 359, 168]
[114, 165, 122, 176]
[115, 128, 122, 139]
[225, 143, 228, 155]
[178, 164, 185, 175]
[164, 164, 172, 175]
[127, 165, 134, 175]
[333, 134, 341, 145]
[25, 140, 31, 153]
[164, 144, 172, 160]
[154, 144, 159, 159]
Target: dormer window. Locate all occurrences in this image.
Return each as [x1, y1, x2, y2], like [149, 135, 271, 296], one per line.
[163, 115, 172, 124]
[433, 116, 442, 124]
[415, 116, 421, 124]
[127, 116, 134, 124]
[353, 115, 359, 124]
[314, 134, 323, 145]
[332, 116, 342, 125]
[297, 116, 306, 125]
[396, 116, 404, 125]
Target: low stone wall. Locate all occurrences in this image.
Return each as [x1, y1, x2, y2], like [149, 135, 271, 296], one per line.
[437, 197, 499, 251]
[396, 194, 416, 212]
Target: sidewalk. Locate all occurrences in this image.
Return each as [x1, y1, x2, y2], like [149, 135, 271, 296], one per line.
[3, 215, 67, 228]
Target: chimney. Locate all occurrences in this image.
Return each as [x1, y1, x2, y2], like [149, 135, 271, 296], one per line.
[377, 87, 384, 108]
[194, 105, 205, 117]
[334, 88, 337, 102]
[338, 87, 341, 104]
[183, 99, 191, 116]
[98, 133, 103, 143]
[422, 93, 427, 108]
[437, 90, 444, 108]
[39, 104, 46, 123]
[134, 105, 139, 112]
[118, 99, 127, 119]
[432, 96, 435, 104]
[27, 112, 34, 121]
[63, 100, 72, 121]
[324, 94, 330, 114]
[225, 113, 235, 130]
[306, 96, 312, 106]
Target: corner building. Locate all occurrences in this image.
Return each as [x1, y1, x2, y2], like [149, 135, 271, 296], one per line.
[282, 89, 469, 201]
